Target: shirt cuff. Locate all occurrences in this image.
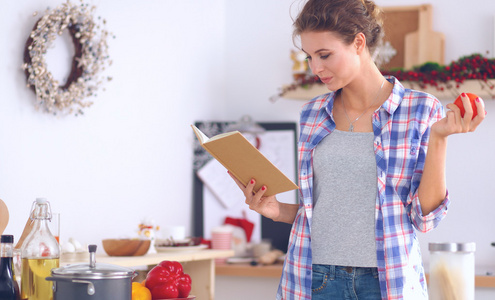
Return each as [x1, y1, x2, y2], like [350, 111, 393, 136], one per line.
[411, 190, 450, 233]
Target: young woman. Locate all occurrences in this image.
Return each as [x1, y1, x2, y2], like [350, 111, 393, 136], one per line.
[230, 0, 485, 299]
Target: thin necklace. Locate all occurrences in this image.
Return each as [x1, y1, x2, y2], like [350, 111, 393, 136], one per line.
[341, 79, 385, 132]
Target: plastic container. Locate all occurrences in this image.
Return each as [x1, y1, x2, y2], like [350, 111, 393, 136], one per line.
[428, 242, 475, 300]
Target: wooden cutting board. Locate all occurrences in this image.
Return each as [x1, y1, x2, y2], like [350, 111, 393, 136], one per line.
[404, 29, 444, 70]
[403, 4, 444, 69]
[0, 199, 9, 235]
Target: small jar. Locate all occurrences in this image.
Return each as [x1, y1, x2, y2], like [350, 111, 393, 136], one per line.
[428, 242, 475, 300]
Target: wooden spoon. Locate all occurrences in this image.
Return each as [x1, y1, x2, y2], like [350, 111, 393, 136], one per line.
[15, 217, 34, 249]
[0, 199, 9, 235]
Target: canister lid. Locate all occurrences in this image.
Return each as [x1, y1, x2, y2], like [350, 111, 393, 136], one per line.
[51, 262, 135, 279]
[429, 242, 476, 253]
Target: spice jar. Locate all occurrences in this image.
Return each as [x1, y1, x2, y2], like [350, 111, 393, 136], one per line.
[428, 242, 475, 300]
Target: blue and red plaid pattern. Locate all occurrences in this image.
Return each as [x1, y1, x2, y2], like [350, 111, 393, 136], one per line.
[277, 77, 450, 300]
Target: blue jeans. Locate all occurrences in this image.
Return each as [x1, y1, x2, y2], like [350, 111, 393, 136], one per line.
[312, 264, 381, 300]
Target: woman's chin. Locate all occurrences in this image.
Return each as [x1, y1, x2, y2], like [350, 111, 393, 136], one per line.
[324, 83, 339, 92]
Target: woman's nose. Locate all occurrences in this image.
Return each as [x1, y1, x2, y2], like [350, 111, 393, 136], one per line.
[310, 59, 323, 75]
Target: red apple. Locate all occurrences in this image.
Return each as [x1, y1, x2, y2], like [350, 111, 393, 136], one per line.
[453, 93, 478, 119]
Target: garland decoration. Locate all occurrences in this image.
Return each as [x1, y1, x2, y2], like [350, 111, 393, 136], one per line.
[22, 1, 112, 115]
[381, 53, 495, 98]
[276, 53, 495, 100]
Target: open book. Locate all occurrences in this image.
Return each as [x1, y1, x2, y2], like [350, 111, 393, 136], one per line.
[191, 125, 299, 197]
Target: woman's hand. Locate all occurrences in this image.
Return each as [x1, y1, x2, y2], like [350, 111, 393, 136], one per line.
[228, 172, 281, 221]
[431, 93, 486, 138]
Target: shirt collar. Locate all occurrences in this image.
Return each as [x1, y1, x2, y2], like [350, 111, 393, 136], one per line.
[381, 76, 404, 115]
[325, 76, 404, 117]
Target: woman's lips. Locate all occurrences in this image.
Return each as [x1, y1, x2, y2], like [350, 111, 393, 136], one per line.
[319, 77, 332, 84]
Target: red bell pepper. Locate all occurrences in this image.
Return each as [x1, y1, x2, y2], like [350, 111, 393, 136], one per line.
[145, 261, 192, 299]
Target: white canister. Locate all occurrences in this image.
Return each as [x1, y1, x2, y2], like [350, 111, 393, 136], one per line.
[160, 226, 186, 241]
[428, 242, 475, 300]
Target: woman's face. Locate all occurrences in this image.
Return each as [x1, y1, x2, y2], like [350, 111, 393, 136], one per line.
[301, 31, 361, 91]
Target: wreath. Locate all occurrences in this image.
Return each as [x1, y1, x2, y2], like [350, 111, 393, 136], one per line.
[22, 2, 112, 115]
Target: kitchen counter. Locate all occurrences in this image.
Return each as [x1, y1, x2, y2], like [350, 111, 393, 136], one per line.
[62, 249, 234, 300]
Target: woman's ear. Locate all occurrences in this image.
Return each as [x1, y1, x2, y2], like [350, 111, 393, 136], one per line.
[354, 32, 367, 54]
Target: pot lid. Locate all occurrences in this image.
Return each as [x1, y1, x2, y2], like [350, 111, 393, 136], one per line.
[51, 262, 135, 279]
[51, 244, 135, 279]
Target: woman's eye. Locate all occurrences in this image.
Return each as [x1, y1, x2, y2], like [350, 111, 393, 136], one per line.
[305, 56, 312, 61]
[320, 54, 329, 59]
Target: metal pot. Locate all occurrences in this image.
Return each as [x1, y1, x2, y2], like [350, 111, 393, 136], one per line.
[46, 244, 137, 300]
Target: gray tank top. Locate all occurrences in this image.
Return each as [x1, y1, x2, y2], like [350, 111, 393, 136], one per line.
[312, 129, 378, 267]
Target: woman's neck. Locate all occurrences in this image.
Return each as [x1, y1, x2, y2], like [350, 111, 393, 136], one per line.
[341, 65, 386, 110]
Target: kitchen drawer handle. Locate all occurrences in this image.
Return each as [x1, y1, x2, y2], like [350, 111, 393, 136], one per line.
[72, 280, 95, 295]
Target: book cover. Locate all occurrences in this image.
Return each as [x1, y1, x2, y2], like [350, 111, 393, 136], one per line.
[191, 125, 299, 196]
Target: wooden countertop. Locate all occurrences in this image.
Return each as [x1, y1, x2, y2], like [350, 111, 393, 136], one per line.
[215, 263, 495, 288]
[62, 249, 235, 267]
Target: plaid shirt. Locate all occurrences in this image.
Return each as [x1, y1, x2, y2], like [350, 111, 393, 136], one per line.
[277, 77, 450, 300]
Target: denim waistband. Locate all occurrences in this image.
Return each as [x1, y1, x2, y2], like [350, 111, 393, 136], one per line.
[312, 264, 379, 280]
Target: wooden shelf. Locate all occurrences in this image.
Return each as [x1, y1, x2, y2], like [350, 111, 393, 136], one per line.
[215, 263, 495, 288]
[281, 80, 495, 101]
[216, 263, 283, 278]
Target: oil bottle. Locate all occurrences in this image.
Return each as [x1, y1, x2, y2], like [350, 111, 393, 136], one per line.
[20, 198, 59, 300]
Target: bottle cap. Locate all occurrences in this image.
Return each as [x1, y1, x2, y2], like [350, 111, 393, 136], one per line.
[36, 198, 47, 204]
[1, 235, 14, 243]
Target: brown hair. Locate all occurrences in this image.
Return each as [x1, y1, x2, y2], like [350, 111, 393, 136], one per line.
[293, 0, 384, 53]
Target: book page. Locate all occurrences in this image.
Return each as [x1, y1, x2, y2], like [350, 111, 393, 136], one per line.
[208, 130, 239, 142]
[192, 125, 239, 143]
[191, 125, 209, 144]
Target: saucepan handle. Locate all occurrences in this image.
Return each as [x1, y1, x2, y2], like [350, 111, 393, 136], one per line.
[46, 277, 96, 295]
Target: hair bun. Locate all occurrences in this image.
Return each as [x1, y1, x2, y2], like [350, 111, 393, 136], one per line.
[363, 0, 383, 25]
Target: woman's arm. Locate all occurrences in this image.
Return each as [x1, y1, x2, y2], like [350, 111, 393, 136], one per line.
[418, 93, 485, 215]
[273, 202, 300, 224]
[417, 132, 448, 215]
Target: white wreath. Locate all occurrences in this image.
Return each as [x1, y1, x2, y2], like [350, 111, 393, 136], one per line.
[22, 1, 112, 115]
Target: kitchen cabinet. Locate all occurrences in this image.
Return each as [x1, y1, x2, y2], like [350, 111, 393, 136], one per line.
[62, 249, 234, 300]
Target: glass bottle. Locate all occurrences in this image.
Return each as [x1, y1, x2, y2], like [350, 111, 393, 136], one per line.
[0, 235, 21, 300]
[20, 198, 60, 300]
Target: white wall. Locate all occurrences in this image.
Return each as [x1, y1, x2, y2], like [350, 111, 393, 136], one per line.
[1, 0, 494, 298]
[1, 0, 226, 248]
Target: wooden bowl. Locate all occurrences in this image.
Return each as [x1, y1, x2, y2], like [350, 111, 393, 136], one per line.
[102, 239, 151, 256]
